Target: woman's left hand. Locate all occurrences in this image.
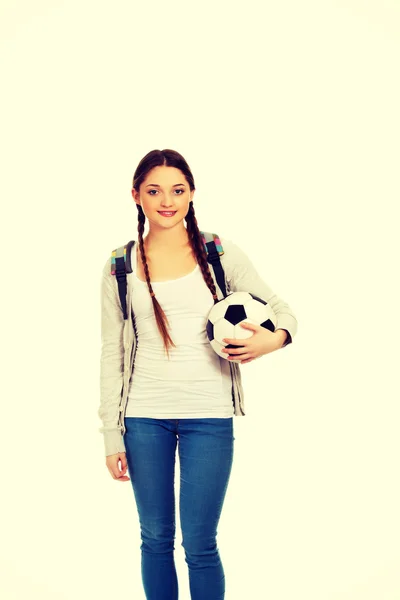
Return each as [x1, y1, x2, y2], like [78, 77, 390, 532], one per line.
[222, 322, 283, 364]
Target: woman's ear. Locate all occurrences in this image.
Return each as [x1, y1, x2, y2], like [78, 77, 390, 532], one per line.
[132, 188, 140, 204]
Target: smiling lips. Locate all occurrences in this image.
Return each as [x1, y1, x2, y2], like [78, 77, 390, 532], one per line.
[158, 211, 176, 217]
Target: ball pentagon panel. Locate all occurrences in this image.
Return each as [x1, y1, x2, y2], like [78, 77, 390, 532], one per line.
[206, 319, 214, 341]
[225, 304, 247, 326]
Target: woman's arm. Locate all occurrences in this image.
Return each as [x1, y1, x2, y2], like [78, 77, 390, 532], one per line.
[98, 257, 126, 456]
[220, 237, 298, 348]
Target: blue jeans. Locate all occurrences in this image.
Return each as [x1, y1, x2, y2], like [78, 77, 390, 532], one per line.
[123, 417, 235, 600]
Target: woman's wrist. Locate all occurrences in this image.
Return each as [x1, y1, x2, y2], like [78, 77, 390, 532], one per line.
[274, 328, 289, 349]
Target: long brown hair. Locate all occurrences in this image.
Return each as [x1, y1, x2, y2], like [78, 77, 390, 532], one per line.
[132, 149, 219, 358]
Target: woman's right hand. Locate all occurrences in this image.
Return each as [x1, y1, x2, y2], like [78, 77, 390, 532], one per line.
[106, 452, 131, 481]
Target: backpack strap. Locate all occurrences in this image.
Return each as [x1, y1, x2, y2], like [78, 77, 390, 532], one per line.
[111, 240, 135, 320]
[200, 231, 227, 297]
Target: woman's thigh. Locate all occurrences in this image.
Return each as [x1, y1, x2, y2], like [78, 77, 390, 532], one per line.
[177, 418, 235, 543]
[124, 417, 178, 536]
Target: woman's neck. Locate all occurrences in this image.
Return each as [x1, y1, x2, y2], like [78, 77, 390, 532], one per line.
[143, 225, 190, 253]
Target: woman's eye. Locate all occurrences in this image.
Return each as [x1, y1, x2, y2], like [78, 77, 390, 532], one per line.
[148, 189, 184, 195]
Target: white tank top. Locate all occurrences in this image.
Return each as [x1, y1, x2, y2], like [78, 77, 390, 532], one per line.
[125, 251, 234, 418]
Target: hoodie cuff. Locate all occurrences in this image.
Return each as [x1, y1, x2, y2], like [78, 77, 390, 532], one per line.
[102, 428, 126, 457]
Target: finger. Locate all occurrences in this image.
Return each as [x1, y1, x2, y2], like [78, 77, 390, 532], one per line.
[120, 454, 128, 473]
[107, 460, 122, 479]
[228, 351, 252, 360]
[109, 467, 129, 481]
[240, 322, 256, 329]
[240, 322, 260, 331]
[234, 350, 257, 360]
[222, 338, 248, 345]
[222, 344, 248, 354]
[223, 341, 248, 353]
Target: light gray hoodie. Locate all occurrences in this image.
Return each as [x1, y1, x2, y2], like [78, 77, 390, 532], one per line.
[99, 236, 298, 456]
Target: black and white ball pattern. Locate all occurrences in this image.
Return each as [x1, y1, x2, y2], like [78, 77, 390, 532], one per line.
[206, 291, 277, 362]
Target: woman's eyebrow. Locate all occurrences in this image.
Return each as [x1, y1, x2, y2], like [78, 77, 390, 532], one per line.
[145, 183, 186, 187]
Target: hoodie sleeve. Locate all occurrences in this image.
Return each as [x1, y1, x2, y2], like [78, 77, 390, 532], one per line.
[219, 237, 298, 347]
[98, 256, 126, 456]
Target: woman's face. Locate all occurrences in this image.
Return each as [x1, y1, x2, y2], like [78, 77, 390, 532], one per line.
[132, 165, 194, 230]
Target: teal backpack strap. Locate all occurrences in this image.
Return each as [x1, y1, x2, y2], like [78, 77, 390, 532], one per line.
[111, 240, 135, 319]
[200, 231, 227, 298]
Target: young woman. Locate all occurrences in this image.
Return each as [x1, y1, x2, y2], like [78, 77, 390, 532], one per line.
[99, 148, 298, 600]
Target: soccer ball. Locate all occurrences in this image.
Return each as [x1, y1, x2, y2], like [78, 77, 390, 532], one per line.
[206, 291, 277, 362]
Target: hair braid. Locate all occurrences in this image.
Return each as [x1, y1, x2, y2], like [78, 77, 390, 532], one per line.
[136, 204, 176, 358]
[184, 201, 219, 303]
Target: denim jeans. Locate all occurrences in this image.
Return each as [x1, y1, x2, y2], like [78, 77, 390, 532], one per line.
[123, 416, 235, 600]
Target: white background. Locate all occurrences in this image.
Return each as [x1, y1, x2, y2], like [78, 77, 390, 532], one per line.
[1, 1, 399, 599]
